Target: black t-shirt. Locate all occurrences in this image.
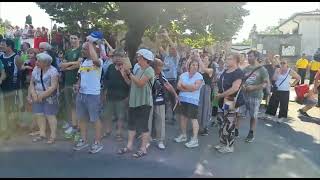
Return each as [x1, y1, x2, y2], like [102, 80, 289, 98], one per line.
[152, 73, 168, 105]
[218, 68, 244, 97]
[104, 64, 130, 101]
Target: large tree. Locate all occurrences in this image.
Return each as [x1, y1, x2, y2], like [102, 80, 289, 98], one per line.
[37, 2, 249, 64]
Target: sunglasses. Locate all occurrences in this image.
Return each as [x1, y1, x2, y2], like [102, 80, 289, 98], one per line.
[280, 62, 286, 64]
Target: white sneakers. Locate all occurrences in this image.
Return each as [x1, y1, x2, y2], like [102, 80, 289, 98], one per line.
[158, 142, 166, 150]
[174, 134, 188, 143]
[214, 143, 225, 150]
[174, 134, 199, 148]
[185, 137, 199, 148]
[218, 145, 234, 153]
[64, 126, 73, 134]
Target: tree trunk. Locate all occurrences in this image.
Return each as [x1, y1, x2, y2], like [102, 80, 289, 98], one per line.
[124, 24, 147, 66]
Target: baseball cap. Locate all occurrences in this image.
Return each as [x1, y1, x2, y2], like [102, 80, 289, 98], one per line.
[86, 31, 103, 43]
[136, 49, 154, 61]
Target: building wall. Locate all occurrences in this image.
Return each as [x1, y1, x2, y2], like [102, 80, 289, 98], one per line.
[251, 34, 302, 63]
[298, 16, 320, 57]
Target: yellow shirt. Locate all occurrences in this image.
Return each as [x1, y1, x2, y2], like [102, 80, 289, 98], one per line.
[309, 60, 320, 71]
[295, 58, 309, 69]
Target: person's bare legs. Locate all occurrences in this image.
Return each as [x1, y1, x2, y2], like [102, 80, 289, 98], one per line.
[116, 118, 123, 136]
[301, 105, 314, 112]
[140, 132, 150, 153]
[79, 119, 87, 142]
[104, 117, 112, 134]
[191, 119, 199, 139]
[47, 115, 57, 140]
[94, 119, 102, 143]
[35, 114, 46, 137]
[71, 109, 78, 129]
[179, 114, 188, 136]
[126, 130, 136, 150]
[250, 117, 256, 132]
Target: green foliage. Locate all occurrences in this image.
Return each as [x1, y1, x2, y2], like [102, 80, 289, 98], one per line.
[259, 26, 281, 35]
[0, 18, 11, 36]
[36, 2, 249, 62]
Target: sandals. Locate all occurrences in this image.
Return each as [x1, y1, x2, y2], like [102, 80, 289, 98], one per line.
[132, 150, 147, 158]
[117, 147, 132, 155]
[46, 138, 55, 144]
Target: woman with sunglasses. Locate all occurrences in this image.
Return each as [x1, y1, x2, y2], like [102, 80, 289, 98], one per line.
[263, 59, 300, 123]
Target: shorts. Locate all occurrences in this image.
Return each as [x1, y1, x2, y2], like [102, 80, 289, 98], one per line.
[64, 86, 76, 107]
[32, 102, 58, 116]
[175, 102, 198, 119]
[243, 96, 263, 119]
[303, 98, 317, 106]
[128, 105, 152, 133]
[76, 93, 101, 123]
[103, 98, 128, 120]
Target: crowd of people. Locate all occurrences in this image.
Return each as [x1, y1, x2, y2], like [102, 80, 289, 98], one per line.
[0, 26, 319, 157]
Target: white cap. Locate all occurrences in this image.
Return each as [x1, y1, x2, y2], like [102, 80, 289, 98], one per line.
[136, 49, 154, 61]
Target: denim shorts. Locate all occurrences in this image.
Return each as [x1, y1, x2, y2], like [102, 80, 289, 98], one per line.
[303, 98, 317, 106]
[76, 93, 101, 123]
[32, 102, 59, 116]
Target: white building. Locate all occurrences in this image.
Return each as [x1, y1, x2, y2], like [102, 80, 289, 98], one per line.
[277, 9, 320, 57]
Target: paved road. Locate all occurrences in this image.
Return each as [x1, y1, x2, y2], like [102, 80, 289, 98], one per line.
[0, 99, 319, 178]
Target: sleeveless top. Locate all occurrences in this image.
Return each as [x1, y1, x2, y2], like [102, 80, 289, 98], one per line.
[201, 72, 212, 85]
[0, 53, 21, 91]
[275, 68, 291, 91]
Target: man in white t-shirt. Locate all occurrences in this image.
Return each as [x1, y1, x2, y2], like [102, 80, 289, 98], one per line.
[73, 42, 104, 154]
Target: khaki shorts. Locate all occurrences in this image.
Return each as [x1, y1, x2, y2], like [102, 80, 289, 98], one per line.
[103, 98, 128, 120]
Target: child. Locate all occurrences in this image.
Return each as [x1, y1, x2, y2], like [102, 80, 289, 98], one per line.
[298, 84, 318, 118]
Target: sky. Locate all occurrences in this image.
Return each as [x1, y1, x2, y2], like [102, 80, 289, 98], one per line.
[0, 2, 319, 43]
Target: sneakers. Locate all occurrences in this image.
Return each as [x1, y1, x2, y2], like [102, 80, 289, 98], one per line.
[64, 126, 73, 134]
[62, 122, 70, 129]
[199, 128, 209, 136]
[73, 131, 81, 142]
[245, 131, 255, 143]
[73, 139, 89, 151]
[218, 145, 234, 153]
[89, 142, 103, 154]
[185, 137, 199, 148]
[158, 142, 166, 150]
[298, 109, 311, 118]
[214, 143, 225, 150]
[174, 134, 187, 143]
[235, 129, 239, 138]
[260, 113, 273, 120]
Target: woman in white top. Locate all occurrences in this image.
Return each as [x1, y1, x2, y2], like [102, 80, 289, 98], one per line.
[264, 59, 300, 123]
[174, 58, 203, 148]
